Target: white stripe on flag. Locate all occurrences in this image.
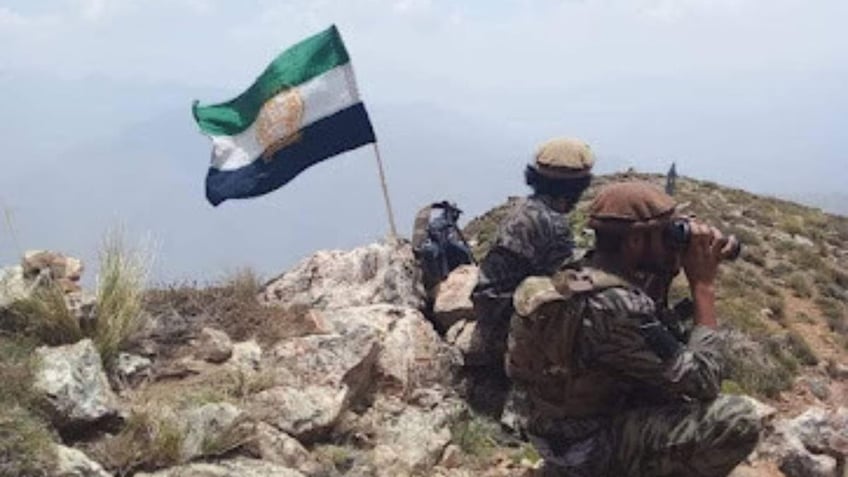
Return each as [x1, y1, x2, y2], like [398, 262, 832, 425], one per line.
[210, 63, 360, 171]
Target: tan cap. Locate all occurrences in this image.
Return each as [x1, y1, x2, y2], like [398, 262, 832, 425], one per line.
[534, 138, 595, 179]
[588, 181, 676, 230]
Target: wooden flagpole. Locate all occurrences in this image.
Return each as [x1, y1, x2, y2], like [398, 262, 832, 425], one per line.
[371, 143, 398, 239]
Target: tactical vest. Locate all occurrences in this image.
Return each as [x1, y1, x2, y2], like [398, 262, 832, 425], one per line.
[505, 267, 635, 417]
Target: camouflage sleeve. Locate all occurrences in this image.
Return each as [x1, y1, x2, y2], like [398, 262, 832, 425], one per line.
[497, 204, 574, 275]
[474, 246, 533, 297]
[539, 213, 575, 275]
[581, 288, 724, 401]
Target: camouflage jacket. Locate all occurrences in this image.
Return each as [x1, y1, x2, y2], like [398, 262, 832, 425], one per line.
[507, 266, 725, 422]
[474, 195, 575, 301]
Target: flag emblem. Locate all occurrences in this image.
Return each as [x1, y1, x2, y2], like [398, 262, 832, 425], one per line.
[193, 25, 376, 206]
[256, 87, 304, 159]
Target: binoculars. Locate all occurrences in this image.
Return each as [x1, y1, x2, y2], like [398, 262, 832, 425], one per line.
[665, 218, 742, 261]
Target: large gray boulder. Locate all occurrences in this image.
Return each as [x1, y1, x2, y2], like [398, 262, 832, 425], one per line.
[135, 458, 304, 477]
[53, 444, 112, 477]
[248, 320, 381, 440]
[33, 339, 120, 430]
[261, 241, 426, 311]
[328, 305, 459, 395]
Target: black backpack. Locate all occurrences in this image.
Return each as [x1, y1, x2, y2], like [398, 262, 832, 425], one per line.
[411, 201, 475, 289]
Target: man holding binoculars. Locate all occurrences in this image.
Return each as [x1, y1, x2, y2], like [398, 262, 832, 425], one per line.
[506, 181, 762, 477]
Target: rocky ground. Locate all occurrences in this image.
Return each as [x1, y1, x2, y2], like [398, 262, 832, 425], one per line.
[0, 173, 846, 477]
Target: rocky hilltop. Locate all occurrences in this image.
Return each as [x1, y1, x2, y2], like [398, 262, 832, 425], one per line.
[0, 173, 846, 477]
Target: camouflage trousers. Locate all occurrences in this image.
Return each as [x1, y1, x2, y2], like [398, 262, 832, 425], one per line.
[528, 394, 762, 477]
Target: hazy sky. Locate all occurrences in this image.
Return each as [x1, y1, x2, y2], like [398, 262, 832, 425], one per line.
[1, 0, 846, 283]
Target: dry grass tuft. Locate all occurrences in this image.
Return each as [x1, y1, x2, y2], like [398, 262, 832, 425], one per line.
[0, 336, 56, 477]
[0, 229, 150, 370]
[144, 269, 296, 347]
[2, 282, 82, 346]
[93, 230, 150, 369]
[0, 406, 56, 477]
[91, 408, 183, 476]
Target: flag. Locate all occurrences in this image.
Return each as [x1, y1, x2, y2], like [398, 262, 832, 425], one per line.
[193, 25, 376, 206]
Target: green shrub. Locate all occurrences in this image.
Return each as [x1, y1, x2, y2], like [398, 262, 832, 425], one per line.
[451, 414, 500, 458]
[741, 247, 767, 267]
[786, 331, 818, 366]
[724, 347, 794, 398]
[728, 226, 761, 247]
[0, 406, 56, 477]
[797, 312, 815, 324]
[793, 248, 824, 270]
[763, 284, 780, 297]
[829, 267, 848, 289]
[816, 297, 848, 335]
[780, 216, 805, 236]
[314, 444, 356, 473]
[766, 296, 786, 324]
[765, 262, 794, 279]
[717, 298, 766, 335]
[787, 273, 813, 298]
[510, 443, 541, 466]
[0, 337, 57, 476]
[720, 380, 744, 395]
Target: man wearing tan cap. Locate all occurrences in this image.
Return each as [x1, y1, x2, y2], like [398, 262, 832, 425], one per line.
[469, 138, 594, 416]
[505, 181, 761, 476]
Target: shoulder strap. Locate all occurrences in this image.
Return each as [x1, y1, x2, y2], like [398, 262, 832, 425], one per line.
[514, 267, 635, 317]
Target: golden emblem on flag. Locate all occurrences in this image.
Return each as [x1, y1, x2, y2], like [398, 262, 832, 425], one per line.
[256, 87, 305, 160]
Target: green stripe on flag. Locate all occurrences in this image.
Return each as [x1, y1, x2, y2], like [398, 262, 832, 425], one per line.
[193, 25, 350, 136]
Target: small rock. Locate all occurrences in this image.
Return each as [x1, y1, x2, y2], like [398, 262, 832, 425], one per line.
[196, 327, 233, 363]
[439, 444, 463, 469]
[432, 265, 479, 330]
[229, 340, 263, 372]
[33, 339, 120, 430]
[54, 444, 112, 477]
[445, 320, 487, 366]
[826, 360, 848, 380]
[114, 352, 151, 384]
[180, 402, 247, 461]
[792, 235, 815, 248]
[248, 422, 323, 476]
[22, 250, 83, 293]
[802, 376, 831, 401]
[780, 450, 837, 477]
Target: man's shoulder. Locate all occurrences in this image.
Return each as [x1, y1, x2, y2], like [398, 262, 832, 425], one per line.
[587, 283, 656, 318]
[498, 196, 567, 237]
